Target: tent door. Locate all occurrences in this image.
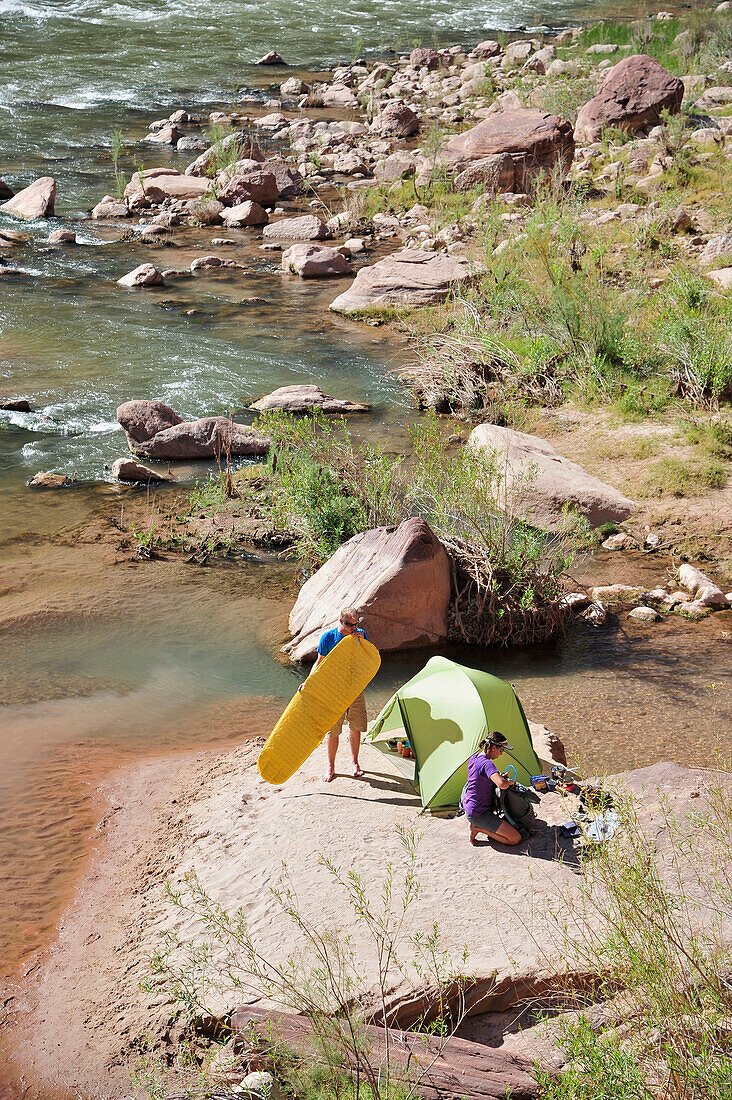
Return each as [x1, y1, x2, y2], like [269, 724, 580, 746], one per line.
[398, 699, 419, 791]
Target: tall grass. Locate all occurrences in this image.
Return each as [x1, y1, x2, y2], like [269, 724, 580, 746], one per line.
[541, 769, 732, 1100]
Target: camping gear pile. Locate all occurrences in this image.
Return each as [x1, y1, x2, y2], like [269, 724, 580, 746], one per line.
[366, 656, 618, 846]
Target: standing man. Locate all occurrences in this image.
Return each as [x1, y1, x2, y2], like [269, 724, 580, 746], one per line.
[298, 607, 370, 783]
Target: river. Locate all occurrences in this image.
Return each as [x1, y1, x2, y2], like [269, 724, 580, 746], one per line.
[1, 0, 731, 1021]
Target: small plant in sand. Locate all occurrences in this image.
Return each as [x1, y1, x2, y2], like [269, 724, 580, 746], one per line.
[539, 764, 732, 1100]
[142, 828, 476, 1100]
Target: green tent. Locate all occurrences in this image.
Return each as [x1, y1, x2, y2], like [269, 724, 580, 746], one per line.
[365, 656, 542, 810]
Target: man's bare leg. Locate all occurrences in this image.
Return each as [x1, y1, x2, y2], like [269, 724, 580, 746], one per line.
[323, 733, 338, 782]
[349, 727, 363, 777]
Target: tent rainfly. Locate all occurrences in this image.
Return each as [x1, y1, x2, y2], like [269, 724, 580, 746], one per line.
[365, 656, 542, 810]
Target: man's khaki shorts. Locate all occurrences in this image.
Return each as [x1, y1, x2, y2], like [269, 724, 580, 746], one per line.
[328, 692, 367, 737]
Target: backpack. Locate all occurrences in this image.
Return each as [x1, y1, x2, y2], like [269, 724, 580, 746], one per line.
[499, 783, 540, 840]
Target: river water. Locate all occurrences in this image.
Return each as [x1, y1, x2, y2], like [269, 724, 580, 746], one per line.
[1, 0, 731, 1012]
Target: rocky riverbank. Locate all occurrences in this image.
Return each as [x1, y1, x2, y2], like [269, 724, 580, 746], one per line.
[9, 7, 728, 583]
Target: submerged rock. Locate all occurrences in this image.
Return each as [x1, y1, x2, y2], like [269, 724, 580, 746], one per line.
[48, 229, 77, 244]
[284, 517, 451, 661]
[329, 249, 476, 314]
[469, 424, 636, 531]
[0, 178, 14, 200]
[250, 384, 371, 414]
[29, 471, 70, 488]
[0, 397, 32, 412]
[256, 50, 287, 65]
[282, 243, 352, 277]
[1, 176, 56, 219]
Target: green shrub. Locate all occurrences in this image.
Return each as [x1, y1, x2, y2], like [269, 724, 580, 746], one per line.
[541, 773, 732, 1100]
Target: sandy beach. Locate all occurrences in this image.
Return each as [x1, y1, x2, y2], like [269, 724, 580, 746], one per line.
[2, 719, 704, 1100]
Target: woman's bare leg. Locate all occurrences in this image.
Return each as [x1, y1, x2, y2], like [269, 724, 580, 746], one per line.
[470, 821, 522, 846]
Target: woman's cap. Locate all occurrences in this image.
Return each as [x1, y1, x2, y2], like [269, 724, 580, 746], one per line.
[488, 732, 513, 751]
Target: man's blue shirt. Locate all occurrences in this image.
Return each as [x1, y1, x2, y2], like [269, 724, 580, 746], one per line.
[317, 626, 369, 658]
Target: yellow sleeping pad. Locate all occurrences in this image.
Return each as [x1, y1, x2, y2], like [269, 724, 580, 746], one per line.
[258, 633, 381, 785]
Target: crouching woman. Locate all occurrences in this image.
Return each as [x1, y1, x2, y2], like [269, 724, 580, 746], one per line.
[461, 732, 522, 847]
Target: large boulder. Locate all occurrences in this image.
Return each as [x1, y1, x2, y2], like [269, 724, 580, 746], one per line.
[284, 517, 452, 661]
[574, 55, 684, 143]
[469, 424, 636, 531]
[329, 249, 476, 315]
[282, 243, 352, 278]
[443, 111, 574, 190]
[0, 176, 56, 218]
[250, 384, 371, 414]
[217, 170, 278, 207]
[117, 400, 269, 461]
[262, 215, 331, 242]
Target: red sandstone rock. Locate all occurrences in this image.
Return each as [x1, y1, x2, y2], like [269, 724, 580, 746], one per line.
[29, 471, 70, 488]
[116, 400, 183, 444]
[1, 176, 56, 218]
[221, 201, 269, 227]
[48, 229, 77, 244]
[110, 458, 173, 483]
[282, 243, 352, 277]
[117, 400, 269, 461]
[217, 170, 278, 207]
[409, 47, 441, 70]
[262, 215, 331, 242]
[249, 384, 371, 413]
[284, 517, 451, 661]
[443, 110, 574, 189]
[574, 54, 684, 143]
[469, 424, 636, 530]
[117, 263, 165, 288]
[372, 101, 420, 138]
[124, 169, 211, 202]
[329, 249, 476, 314]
